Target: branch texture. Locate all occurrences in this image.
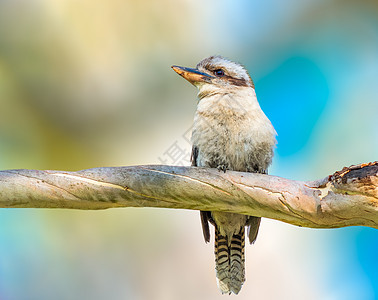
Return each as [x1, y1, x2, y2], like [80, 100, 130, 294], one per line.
[0, 162, 377, 229]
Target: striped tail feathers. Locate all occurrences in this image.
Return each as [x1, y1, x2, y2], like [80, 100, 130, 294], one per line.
[230, 229, 245, 294]
[214, 227, 246, 295]
[215, 228, 231, 294]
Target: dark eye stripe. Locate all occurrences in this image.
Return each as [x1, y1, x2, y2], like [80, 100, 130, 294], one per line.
[227, 77, 250, 87]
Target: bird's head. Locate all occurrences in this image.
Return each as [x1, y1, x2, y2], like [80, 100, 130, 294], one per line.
[172, 55, 254, 98]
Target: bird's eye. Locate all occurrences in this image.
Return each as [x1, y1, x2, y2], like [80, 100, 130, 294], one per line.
[214, 69, 224, 76]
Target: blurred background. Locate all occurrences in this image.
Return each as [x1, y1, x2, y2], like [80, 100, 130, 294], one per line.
[0, 0, 377, 299]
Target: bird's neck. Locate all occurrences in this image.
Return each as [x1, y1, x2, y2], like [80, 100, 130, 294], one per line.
[196, 86, 262, 117]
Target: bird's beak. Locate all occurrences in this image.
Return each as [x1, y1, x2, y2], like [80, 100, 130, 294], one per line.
[171, 65, 214, 85]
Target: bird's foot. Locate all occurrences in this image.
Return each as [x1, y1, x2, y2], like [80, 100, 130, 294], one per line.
[217, 165, 227, 173]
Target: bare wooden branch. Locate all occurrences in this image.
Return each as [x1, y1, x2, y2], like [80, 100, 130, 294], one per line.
[0, 162, 377, 229]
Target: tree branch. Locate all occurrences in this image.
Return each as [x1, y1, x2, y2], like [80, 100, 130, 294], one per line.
[0, 162, 377, 229]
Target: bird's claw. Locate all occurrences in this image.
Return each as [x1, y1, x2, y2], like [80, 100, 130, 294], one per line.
[217, 165, 227, 173]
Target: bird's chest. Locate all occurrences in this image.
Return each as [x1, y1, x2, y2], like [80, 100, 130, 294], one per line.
[192, 110, 257, 171]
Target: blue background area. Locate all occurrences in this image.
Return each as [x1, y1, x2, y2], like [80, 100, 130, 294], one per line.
[356, 228, 378, 288]
[257, 56, 330, 156]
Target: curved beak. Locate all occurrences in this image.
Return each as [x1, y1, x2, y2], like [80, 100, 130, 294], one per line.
[171, 65, 214, 85]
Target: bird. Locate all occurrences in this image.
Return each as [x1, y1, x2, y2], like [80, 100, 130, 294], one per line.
[171, 55, 276, 295]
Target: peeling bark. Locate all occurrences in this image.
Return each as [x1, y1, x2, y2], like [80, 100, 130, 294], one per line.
[0, 162, 376, 229]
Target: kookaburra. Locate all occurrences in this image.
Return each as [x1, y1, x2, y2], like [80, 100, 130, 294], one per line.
[172, 56, 276, 294]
